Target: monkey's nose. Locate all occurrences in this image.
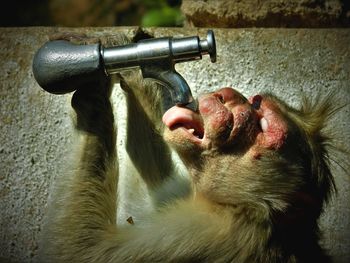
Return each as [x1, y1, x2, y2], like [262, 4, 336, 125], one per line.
[215, 87, 248, 105]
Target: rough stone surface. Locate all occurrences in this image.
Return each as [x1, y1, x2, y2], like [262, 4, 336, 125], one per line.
[181, 0, 350, 27]
[0, 27, 349, 263]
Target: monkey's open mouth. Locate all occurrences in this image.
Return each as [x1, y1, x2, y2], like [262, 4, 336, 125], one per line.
[162, 106, 205, 141]
[171, 123, 204, 139]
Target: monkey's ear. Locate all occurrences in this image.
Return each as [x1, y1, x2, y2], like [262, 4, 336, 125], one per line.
[300, 93, 338, 138]
[299, 93, 340, 202]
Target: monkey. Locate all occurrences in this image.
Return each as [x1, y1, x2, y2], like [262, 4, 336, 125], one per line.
[38, 32, 341, 263]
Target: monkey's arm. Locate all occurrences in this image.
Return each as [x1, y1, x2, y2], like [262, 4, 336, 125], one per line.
[107, 199, 236, 262]
[121, 75, 189, 194]
[39, 77, 119, 262]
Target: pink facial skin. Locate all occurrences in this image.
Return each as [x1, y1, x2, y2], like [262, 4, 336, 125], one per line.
[248, 95, 288, 150]
[163, 88, 288, 154]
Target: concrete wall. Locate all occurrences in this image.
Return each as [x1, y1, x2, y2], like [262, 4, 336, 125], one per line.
[181, 0, 350, 27]
[0, 27, 349, 262]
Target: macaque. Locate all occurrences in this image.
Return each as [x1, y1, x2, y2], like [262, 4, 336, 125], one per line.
[39, 32, 339, 263]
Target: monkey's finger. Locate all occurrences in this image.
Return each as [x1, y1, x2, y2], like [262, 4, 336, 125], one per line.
[49, 32, 101, 45]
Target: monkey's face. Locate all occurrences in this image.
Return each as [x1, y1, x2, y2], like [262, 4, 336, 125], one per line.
[163, 88, 333, 221]
[163, 87, 288, 160]
[163, 87, 302, 203]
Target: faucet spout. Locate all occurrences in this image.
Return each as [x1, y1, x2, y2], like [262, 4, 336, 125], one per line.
[141, 63, 198, 111]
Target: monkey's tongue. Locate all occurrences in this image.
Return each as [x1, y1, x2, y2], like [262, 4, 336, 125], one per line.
[162, 106, 204, 138]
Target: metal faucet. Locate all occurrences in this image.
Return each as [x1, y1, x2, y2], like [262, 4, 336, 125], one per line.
[32, 30, 217, 111]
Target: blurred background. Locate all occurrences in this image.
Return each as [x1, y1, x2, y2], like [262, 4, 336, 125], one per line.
[1, 0, 349, 28]
[0, 0, 184, 27]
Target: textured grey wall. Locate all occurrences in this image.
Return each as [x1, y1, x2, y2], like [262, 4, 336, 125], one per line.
[181, 0, 348, 27]
[0, 27, 349, 263]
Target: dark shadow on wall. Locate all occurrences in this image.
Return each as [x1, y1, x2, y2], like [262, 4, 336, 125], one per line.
[0, 0, 184, 27]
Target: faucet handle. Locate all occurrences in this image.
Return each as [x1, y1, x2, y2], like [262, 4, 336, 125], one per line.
[200, 30, 217, 63]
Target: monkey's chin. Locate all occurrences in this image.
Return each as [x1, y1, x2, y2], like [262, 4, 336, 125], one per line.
[163, 128, 206, 167]
[163, 127, 206, 150]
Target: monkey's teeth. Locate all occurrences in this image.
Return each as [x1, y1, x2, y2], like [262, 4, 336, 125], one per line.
[187, 128, 202, 139]
[260, 117, 268, 132]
